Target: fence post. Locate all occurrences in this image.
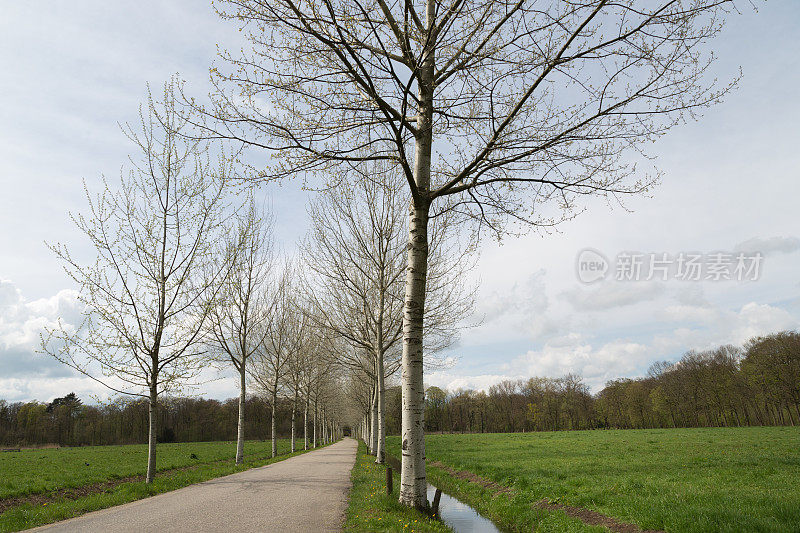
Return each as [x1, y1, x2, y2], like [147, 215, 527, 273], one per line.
[431, 488, 442, 515]
[386, 466, 393, 494]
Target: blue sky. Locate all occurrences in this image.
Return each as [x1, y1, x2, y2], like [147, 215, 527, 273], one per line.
[1, 1, 799, 402]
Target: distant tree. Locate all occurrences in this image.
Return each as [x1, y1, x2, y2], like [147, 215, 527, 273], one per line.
[743, 331, 800, 423]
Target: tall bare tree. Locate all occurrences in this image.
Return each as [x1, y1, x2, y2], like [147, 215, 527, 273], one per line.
[43, 84, 229, 482]
[284, 300, 316, 453]
[198, 0, 741, 506]
[301, 176, 473, 463]
[205, 197, 274, 464]
[250, 261, 304, 457]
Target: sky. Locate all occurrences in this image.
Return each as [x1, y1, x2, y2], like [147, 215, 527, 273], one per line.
[1, 1, 799, 403]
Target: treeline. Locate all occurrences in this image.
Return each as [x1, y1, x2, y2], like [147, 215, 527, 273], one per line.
[0, 393, 302, 447]
[419, 331, 800, 433]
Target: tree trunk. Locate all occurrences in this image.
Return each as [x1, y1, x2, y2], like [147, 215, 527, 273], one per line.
[376, 347, 386, 464]
[399, 197, 431, 509]
[291, 391, 297, 453]
[399, 0, 434, 504]
[370, 384, 378, 456]
[271, 390, 277, 458]
[236, 366, 246, 465]
[304, 396, 309, 450]
[146, 384, 158, 483]
[313, 400, 318, 448]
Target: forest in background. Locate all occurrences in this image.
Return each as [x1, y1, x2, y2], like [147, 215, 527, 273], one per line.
[3, 330, 798, 446]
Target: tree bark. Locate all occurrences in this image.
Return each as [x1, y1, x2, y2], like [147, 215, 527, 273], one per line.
[146, 383, 158, 483]
[313, 400, 318, 448]
[376, 347, 386, 464]
[304, 396, 309, 450]
[236, 366, 246, 465]
[370, 384, 378, 455]
[291, 391, 297, 453]
[399, 198, 431, 509]
[399, 0, 434, 505]
[271, 389, 277, 458]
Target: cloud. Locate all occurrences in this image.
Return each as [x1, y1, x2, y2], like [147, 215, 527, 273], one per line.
[425, 371, 519, 392]
[510, 335, 651, 392]
[461, 270, 563, 344]
[477, 270, 548, 322]
[0, 377, 112, 404]
[0, 279, 83, 382]
[563, 281, 664, 311]
[733, 236, 800, 255]
[731, 302, 797, 343]
[434, 299, 799, 394]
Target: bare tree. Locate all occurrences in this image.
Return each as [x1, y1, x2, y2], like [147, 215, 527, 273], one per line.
[42, 83, 229, 482]
[198, 0, 741, 506]
[205, 196, 274, 464]
[250, 261, 304, 457]
[284, 299, 317, 453]
[299, 330, 336, 449]
[301, 176, 473, 463]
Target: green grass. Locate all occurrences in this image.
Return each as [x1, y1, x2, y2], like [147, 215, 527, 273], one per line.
[387, 427, 800, 533]
[343, 442, 452, 533]
[0, 439, 323, 532]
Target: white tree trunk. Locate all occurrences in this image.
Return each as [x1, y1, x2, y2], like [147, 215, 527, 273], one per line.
[291, 392, 297, 453]
[304, 396, 309, 450]
[370, 385, 378, 455]
[236, 366, 246, 465]
[271, 390, 277, 458]
[399, 1, 434, 504]
[313, 401, 318, 448]
[399, 199, 430, 508]
[146, 384, 158, 483]
[376, 348, 386, 464]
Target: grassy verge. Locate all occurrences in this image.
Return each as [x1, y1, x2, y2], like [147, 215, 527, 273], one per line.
[343, 442, 451, 533]
[0, 439, 330, 532]
[388, 427, 800, 532]
[0, 439, 292, 499]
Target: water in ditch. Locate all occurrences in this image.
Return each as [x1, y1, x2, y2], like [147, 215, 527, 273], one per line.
[426, 484, 501, 533]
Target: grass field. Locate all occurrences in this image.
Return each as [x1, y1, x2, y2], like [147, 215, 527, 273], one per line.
[387, 427, 800, 533]
[0, 439, 311, 532]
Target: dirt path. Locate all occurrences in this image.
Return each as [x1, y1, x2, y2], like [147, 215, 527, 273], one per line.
[30, 438, 358, 533]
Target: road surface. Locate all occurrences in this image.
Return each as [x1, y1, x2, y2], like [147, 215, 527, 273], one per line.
[31, 438, 358, 532]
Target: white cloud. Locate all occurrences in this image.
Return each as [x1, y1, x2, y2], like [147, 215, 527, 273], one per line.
[425, 372, 519, 393]
[509, 336, 650, 392]
[731, 302, 797, 343]
[0, 280, 96, 400]
[734, 236, 800, 255]
[563, 281, 664, 311]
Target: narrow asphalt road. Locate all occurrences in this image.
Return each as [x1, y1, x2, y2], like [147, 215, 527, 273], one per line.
[31, 438, 358, 533]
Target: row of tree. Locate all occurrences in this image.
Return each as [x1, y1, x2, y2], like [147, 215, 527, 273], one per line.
[39, 83, 469, 484]
[416, 331, 800, 433]
[39, 0, 745, 507]
[185, 0, 742, 509]
[40, 90, 348, 481]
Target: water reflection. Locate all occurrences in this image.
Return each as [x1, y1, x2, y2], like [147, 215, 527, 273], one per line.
[426, 484, 501, 533]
